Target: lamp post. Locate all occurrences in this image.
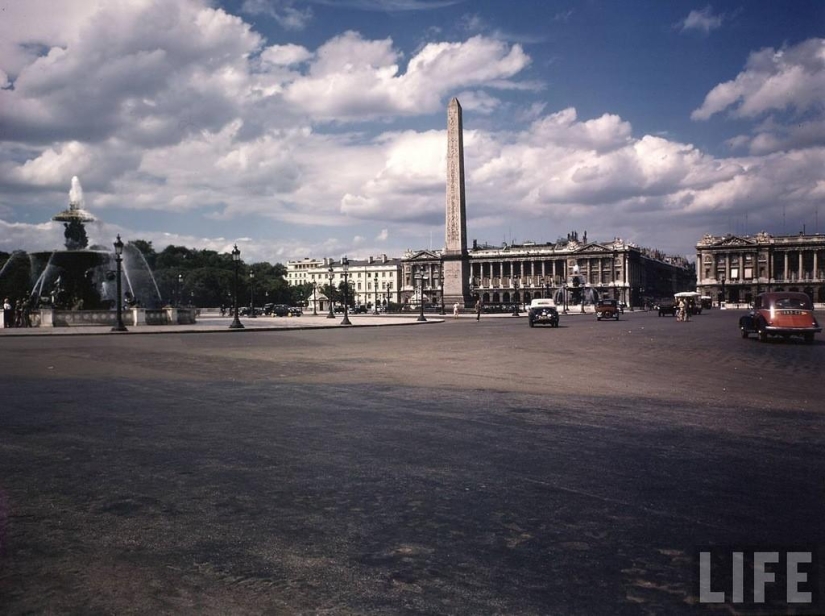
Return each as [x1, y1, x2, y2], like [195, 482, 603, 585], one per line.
[229, 244, 244, 329]
[340, 257, 352, 325]
[248, 271, 257, 318]
[176, 273, 183, 307]
[373, 272, 379, 314]
[721, 273, 726, 307]
[312, 281, 318, 315]
[512, 277, 520, 315]
[327, 266, 335, 318]
[439, 264, 445, 315]
[111, 234, 128, 332]
[415, 266, 427, 322]
[563, 282, 569, 314]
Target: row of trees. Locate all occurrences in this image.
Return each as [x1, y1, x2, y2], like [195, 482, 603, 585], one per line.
[0, 241, 323, 309]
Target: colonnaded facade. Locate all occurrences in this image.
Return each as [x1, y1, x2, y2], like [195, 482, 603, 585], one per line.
[402, 233, 693, 309]
[696, 232, 825, 305]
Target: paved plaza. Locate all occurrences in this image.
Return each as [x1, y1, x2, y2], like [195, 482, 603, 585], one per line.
[1, 310, 823, 614]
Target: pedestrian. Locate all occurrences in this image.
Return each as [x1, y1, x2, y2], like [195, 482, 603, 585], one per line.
[677, 298, 686, 322]
[2, 298, 11, 328]
[453, 302, 459, 318]
[475, 299, 482, 321]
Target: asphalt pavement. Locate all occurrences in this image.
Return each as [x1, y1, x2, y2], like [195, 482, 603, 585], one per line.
[1, 309, 823, 615]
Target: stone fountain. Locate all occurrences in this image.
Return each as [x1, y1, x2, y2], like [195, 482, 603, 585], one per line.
[1, 177, 194, 327]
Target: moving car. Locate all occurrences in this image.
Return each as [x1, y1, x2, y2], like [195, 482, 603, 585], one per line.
[265, 303, 289, 317]
[595, 298, 620, 321]
[527, 299, 559, 328]
[657, 300, 677, 317]
[739, 292, 821, 343]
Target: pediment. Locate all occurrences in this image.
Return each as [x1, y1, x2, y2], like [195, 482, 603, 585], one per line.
[698, 233, 755, 248]
[405, 249, 440, 261]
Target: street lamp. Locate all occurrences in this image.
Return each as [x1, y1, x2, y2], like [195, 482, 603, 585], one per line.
[439, 264, 445, 315]
[312, 281, 318, 315]
[721, 273, 726, 306]
[176, 273, 183, 307]
[373, 272, 379, 314]
[229, 244, 244, 329]
[563, 281, 569, 314]
[340, 257, 352, 325]
[512, 277, 520, 315]
[111, 234, 128, 332]
[415, 266, 427, 322]
[327, 266, 335, 318]
[248, 270, 256, 318]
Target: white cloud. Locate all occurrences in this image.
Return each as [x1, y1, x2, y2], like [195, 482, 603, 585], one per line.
[1, 0, 824, 264]
[692, 38, 825, 155]
[692, 38, 825, 121]
[678, 6, 723, 35]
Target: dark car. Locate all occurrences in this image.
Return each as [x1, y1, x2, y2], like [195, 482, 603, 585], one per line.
[657, 300, 677, 317]
[288, 306, 303, 317]
[595, 298, 620, 321]
[739, 292, 821, 343]
[527, 299, 559, 328]
[266, 303, 289, 317]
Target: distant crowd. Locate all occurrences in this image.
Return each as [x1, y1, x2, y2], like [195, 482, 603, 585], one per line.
[3, 297, 32, 328]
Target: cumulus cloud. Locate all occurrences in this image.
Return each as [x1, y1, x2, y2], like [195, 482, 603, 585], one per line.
[1, 0, 823, 263]
[678, 6, 723, 35]
[692, 38, 825, 154]
[693, 38, 825, 121]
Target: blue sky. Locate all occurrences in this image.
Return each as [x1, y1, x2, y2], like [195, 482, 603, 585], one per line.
[1, 0, 824, 263]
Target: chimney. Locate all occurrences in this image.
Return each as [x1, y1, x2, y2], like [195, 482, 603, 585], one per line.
[368, 255, 374, 264]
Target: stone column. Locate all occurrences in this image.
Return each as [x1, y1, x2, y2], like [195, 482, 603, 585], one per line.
[799, 251, 804, 281]
[443, 98, 470, 306]
[814, 250, 819, 281]
[132, 307, 147, 326]
[784, 251, 789, 281]
[39, 308, 55, 327]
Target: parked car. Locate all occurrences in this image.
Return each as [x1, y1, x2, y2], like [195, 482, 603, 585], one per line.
[657, 300, 677, 317]
[239, 306, 263, 316]
[527, 299, 559, 328]
[288, 306, 303, 317]
[739, 292, 821, 343]
[595, 298, 620, 321]
[266, 304, 289, 317]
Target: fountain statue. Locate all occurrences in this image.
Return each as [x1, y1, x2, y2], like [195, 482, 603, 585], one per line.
[0, 177, 163, 322]
[554, 264, 599, 311]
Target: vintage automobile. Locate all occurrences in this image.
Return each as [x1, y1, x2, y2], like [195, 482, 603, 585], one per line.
[265, 303, 290, 317]
[527, 299, 559, 328]
[288, 306, 303, 317]
[739, 292, 821, 343]
[595, 298, 620, 321]
[656, 300, 677, 317]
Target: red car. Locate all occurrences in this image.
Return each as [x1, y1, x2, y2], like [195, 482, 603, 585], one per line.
[739, 292, 821, 343]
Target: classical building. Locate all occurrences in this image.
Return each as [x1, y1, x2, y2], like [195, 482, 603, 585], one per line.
[402, 233, 693, 309]
[696, 232, 825, 305]
[286, 255, 402, 310]
[289, 98, 694, 312]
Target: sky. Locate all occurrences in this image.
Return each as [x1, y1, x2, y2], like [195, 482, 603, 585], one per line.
[1, 0, 824, 264]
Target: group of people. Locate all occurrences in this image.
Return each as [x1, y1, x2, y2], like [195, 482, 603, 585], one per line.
[676, 298, 692, 322]
[452, 300, 484, 321]
[3, 297, 32, 328]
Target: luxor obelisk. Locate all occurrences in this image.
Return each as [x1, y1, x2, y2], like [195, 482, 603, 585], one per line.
[442, 98, 471, 307]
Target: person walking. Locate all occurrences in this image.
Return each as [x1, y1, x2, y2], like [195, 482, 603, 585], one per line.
[3, 298, 11, 328]
[453, 302, 459, 319]
[475, 299, 482, 321]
